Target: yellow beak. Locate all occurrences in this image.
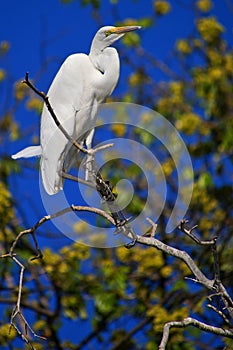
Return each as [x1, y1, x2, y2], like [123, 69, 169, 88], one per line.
[108, 26, 141, 35]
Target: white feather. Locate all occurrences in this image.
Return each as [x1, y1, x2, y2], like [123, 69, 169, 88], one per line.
[12, 146, 42, 159]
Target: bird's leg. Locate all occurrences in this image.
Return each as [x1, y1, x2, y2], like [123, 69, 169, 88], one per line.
[84, 153, 96, 183]
[84, 129, 96, 183]
[95, 170, 137, 246]
[83, 128, 137, 245]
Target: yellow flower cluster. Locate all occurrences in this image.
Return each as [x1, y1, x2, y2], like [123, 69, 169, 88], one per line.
[0, 182, 14, 224]
[147, 304, 189, 332]
[225, 54, 233, 75]
[73, 220, 89, 234]
[117, 246, 167, 277]
[0, 68, 6, 81]
[169, 81, 184, 95]
[129, 72, 141, 87]
[122, 31, 140, 47]
[140, 112, 152, 124]
[14, 80, 29, 100]
[111, 123, 126, 137]
[153, 0, 171, 15]
[196, 0, 213, 12]
[206, 48, 223, 65]
[26, 97, 43, 114]
[60, 241, 90, 261]
[175, 112, 201, 135]
[176, 39, 192, 55]
[162, 158, 175, 177]
[0, 40, 10, 55]
[208, 67, 223, 81]
[197, 16, 224, 43]
[0, 324, 17, 345]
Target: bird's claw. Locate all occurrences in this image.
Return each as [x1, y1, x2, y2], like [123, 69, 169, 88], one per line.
[124, 238, 137, 249]
[115, 216, 133, 227]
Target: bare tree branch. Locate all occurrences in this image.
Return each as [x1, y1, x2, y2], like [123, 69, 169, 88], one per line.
[178, 219, 215, 246]
[136, 234, 215, 290]
[179, 220, 233, 319]
[159, 317, 233, 350]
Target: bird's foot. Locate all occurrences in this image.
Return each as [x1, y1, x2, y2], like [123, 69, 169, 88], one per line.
[124, 238, 137, 249]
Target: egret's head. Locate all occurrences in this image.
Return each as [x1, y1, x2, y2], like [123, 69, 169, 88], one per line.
[91, 25, 141, 52]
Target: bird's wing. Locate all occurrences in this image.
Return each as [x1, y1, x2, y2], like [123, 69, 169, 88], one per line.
[40, 53, 95, 195]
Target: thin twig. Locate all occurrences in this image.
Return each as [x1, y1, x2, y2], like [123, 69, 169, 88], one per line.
[8, 256, 46, 349]
[178, 220, 233, 316]
[178, 219, 215, 245]
[141, 217, 158, 237]
[61, 171, 97, 189]
[207, 304, 232, 326]
[91, 142, 114, 154]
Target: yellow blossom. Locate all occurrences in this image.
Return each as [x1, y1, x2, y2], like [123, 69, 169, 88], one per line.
[14, 80, 29, 100]
[162, 158, 175, 177]
[0, 68, 6, 81]
[0, 182, 14, 223]
[206, 49, 222, 65]
[0, 40, 10, 55]
[116, 246, 131, 262]
[26, 97, 43, 114]
[176, 39, 192, 54]
[0, 324, 17, 344]
[129, 72, 140, 86]
[169, 81, 184, 95]
[154, 0, 171, 15]
[175, 112, 201, 135]
[208, 67, 223, 81]
[73, 221, 89, 234]
[140, 112, 152, 124]
[161, 265, 172, 278]
[196, 0, 213, 12]
[197, 16, 224, 43]
[111, 123, 126, 137]
[225, 54, 233, 75]
[193, 39, 202, 48]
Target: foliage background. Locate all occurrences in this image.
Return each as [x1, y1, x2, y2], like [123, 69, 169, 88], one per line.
[0, 0, 233, 349]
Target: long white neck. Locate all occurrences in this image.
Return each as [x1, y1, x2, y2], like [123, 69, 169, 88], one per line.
[89, 47, 120, 98]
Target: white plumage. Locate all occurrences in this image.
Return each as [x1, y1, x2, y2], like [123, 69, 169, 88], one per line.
[12, 25, 140, 195]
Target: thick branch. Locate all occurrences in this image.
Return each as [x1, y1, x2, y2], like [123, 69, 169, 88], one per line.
[5, 204, 115, 257]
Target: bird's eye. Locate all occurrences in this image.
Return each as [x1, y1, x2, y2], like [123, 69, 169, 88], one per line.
[105, 30, 112, 37]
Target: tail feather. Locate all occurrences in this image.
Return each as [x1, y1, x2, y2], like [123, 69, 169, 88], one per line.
[12, 146, 42, 159]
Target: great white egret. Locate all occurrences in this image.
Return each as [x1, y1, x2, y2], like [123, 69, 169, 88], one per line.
[12, 25, 141, 195]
